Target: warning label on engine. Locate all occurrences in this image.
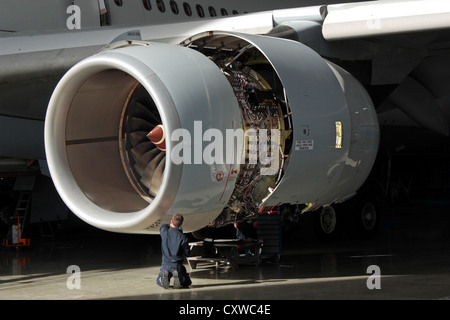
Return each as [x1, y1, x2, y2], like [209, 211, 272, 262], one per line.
[295, 140, 314, 151]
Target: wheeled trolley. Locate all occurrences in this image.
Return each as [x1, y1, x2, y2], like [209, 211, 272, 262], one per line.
[256, 215, 282, 262]
[187, 239, 263, 271]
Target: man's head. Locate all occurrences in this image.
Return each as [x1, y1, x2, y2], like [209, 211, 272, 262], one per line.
[171, 214, 184, 229]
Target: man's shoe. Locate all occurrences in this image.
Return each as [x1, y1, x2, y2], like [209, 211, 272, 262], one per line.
[172, 270, 181, 289]
[162, 270, 170, 289]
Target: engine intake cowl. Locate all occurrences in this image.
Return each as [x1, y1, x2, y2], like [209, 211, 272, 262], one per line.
[45, 41, 242, 233]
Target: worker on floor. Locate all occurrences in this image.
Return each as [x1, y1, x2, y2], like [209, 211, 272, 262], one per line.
[234, 220, 258, 240]
[156, 213, 192, 289]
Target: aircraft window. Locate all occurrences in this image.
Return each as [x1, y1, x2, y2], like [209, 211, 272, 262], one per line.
[142, 0, 151, 11]
[232, 10, 239, 15]
[208, 6, 217, 17]
[170, 1, 179, 14]
[183, 2, 192, 16]
[114, 0, 123, 7]
[157, 0, 166, 12]
[221, 8, 228, 16]
[196, 5, 205, 18]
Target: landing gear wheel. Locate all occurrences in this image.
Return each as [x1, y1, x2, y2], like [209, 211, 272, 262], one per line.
[361, 203, 377, 231]
[355, 199, 379, 238]
[315, 206, 338, 241]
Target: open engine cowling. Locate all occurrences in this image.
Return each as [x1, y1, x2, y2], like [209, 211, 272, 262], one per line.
[45, 31, 379, 234]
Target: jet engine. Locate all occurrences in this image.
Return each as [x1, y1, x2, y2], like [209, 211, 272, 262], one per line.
[44, 31, 379, 234]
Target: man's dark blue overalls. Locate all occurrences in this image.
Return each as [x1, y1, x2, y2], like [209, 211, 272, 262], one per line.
[157, 223, 192, 289]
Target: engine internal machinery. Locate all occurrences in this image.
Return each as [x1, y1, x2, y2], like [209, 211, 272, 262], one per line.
[44, 31, 379, 234]
[182, 35, 293, 226]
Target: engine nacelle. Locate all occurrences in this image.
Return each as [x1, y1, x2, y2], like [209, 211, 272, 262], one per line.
[45, 31, 379, 234]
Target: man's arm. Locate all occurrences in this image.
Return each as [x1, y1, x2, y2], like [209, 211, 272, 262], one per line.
[181, 236, 191, 258]
[160, 224, 169, 239]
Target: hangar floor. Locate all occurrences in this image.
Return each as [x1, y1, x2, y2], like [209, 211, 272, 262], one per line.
[1, 205, 450, 301]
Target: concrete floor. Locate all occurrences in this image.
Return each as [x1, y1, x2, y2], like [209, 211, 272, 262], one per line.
[1, 205, 450, 301]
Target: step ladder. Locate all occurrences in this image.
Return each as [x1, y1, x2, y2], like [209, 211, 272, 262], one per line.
[2, 191, 31, 248]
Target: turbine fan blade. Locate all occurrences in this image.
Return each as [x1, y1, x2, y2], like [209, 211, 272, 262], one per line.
[128, 117, 154, 132]
[130, 140, 155, 163]
[149, 159, 165, 196]
[134, 148, 160, 176]
[132, 101, 161, 125]
[129, 131, 150, 146]
[124, 85, 166, 199]
[140, 152, 165, 189]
